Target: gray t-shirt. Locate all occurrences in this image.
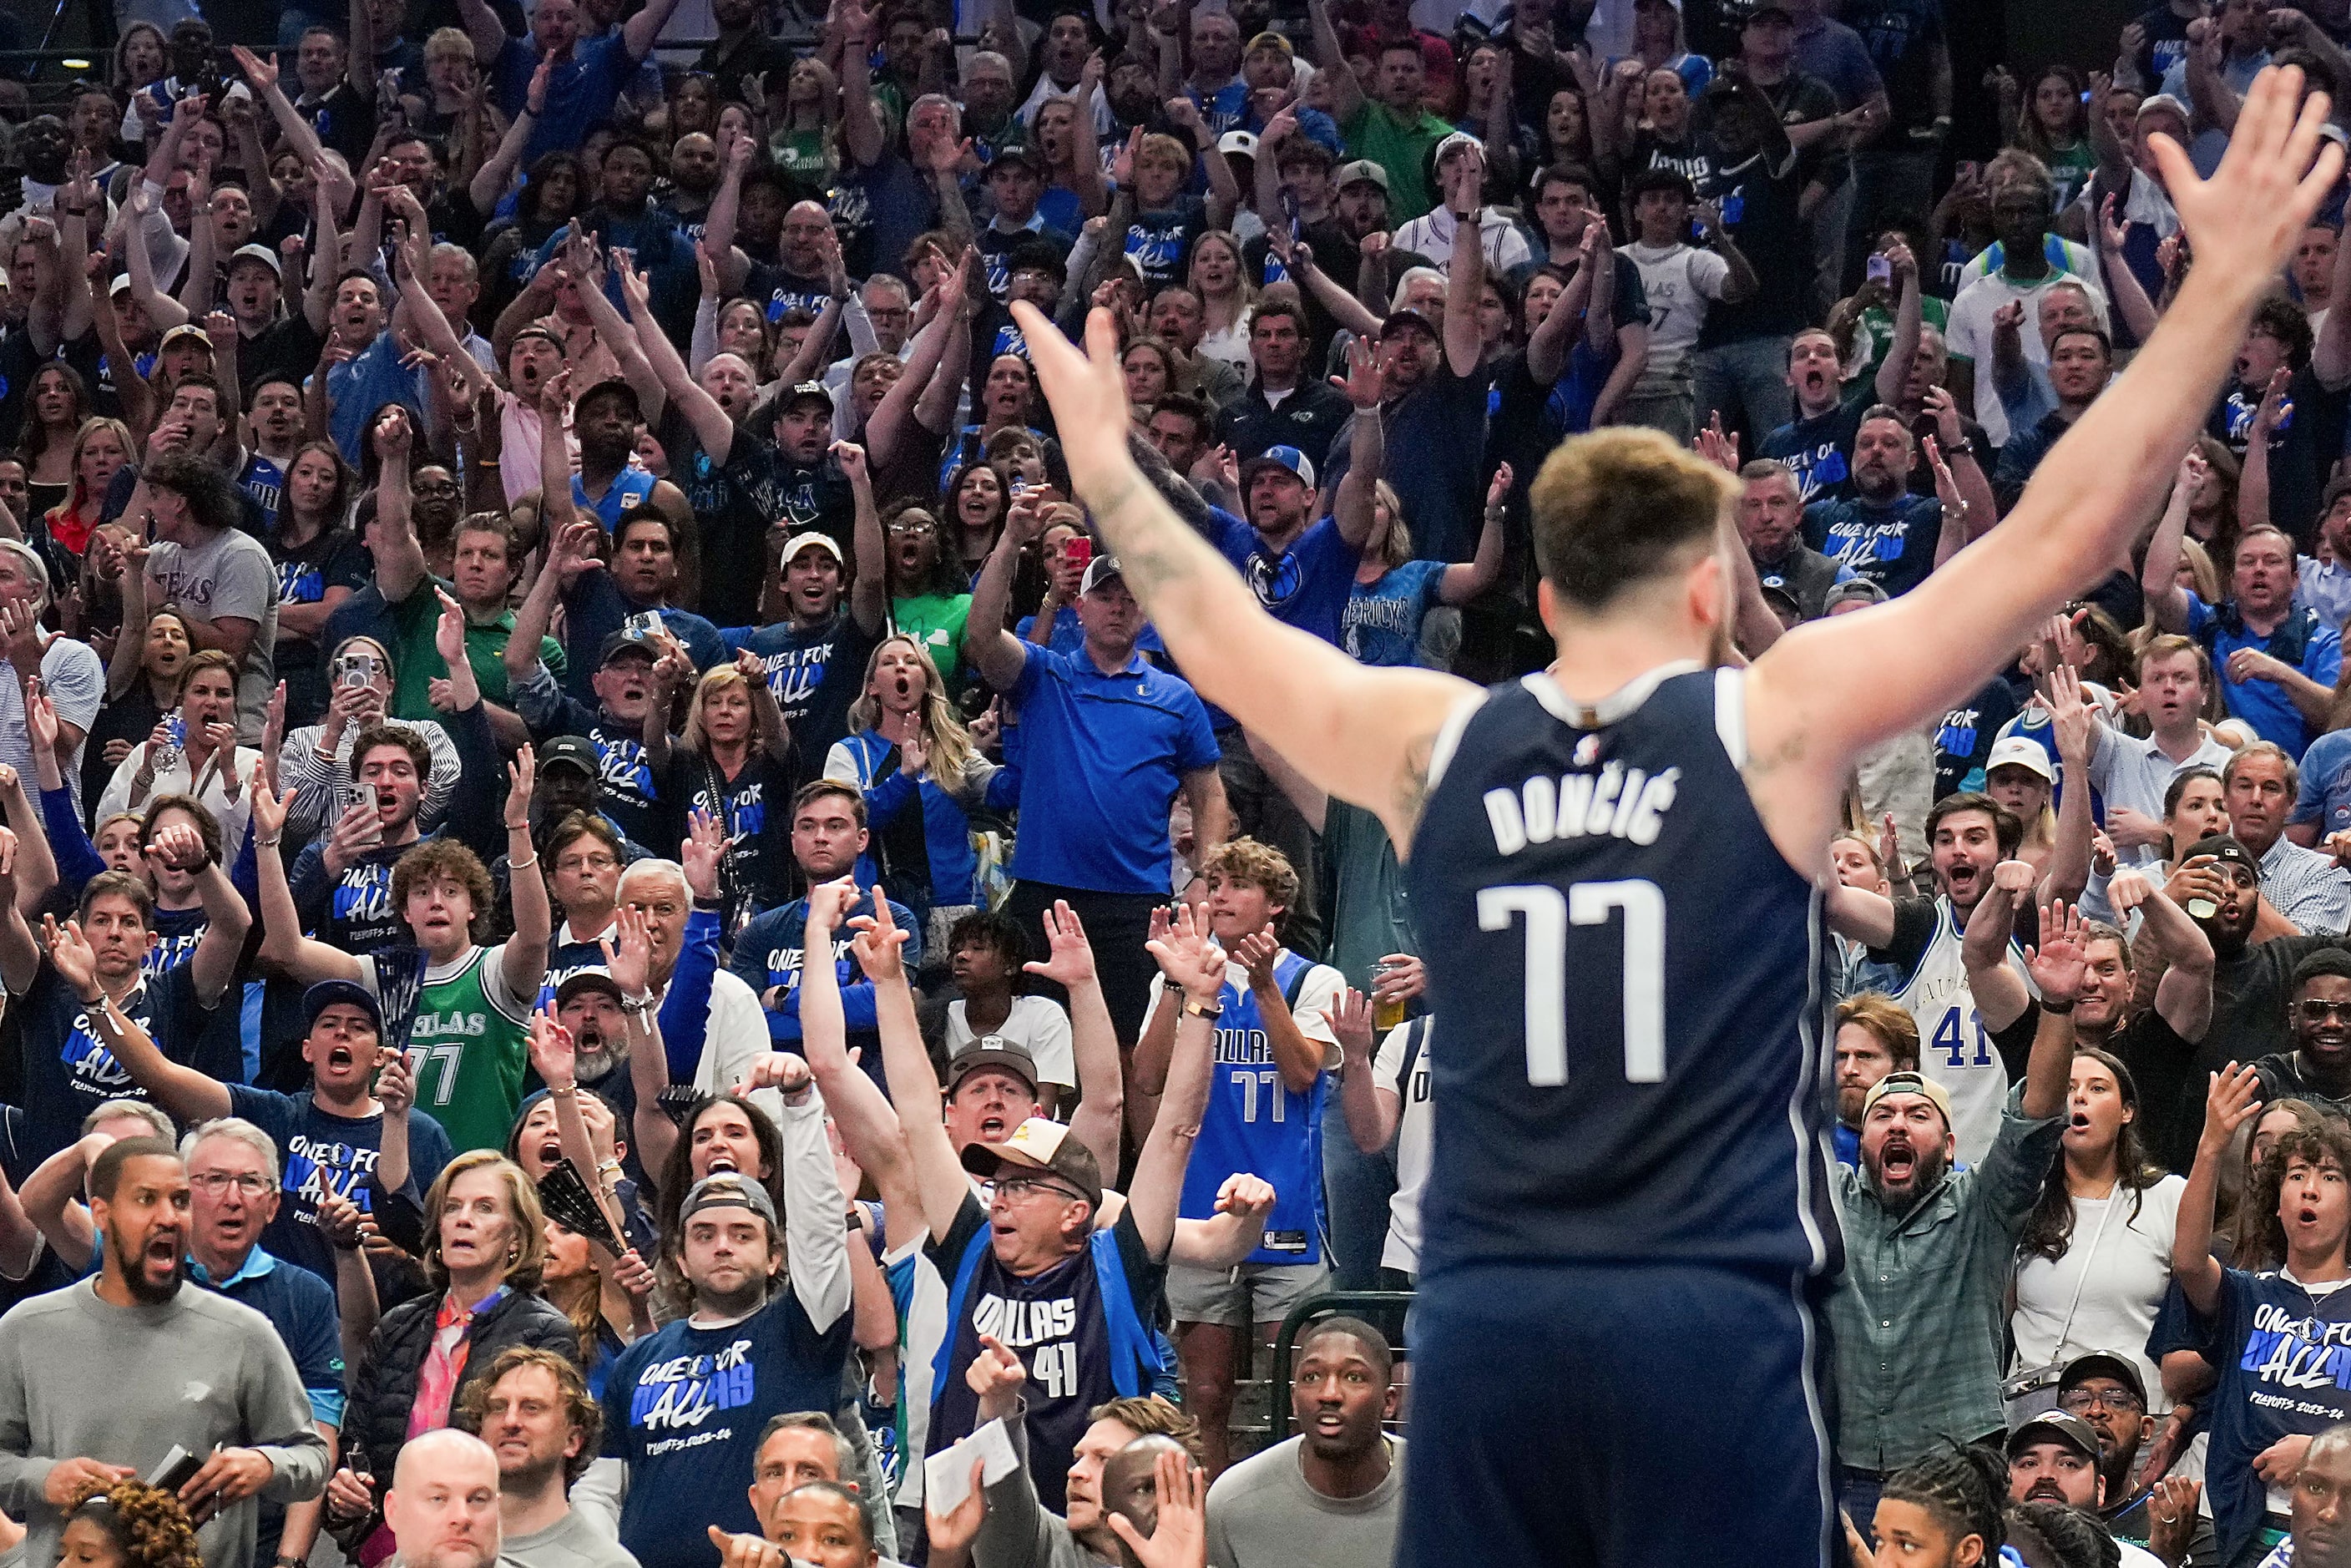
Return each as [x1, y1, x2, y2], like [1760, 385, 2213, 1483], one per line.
[0, 1279, 329, 1568]
[501, 1505, 642, 1568]
[1204, 1434, 1405, 1568]
[145, 526, 281, 742]
[0, 635, 104, 816]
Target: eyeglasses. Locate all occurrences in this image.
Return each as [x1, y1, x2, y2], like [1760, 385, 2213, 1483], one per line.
[2299, 1000, 2351, 1023]
[886, 519, 937, 535]
[190, 1171, 274, 1197]
[553, 852, 619, 873]
[994, 1176, 1083, 1204]
[2058, 1387, 2144, 1414]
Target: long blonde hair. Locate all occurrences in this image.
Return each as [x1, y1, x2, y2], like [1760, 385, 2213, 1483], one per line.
[1188, 230, 1256, 330]
[847, 633, 978, 783]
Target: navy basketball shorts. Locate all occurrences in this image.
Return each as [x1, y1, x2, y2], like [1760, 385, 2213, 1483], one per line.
[1399, 1260, 1838, 1568]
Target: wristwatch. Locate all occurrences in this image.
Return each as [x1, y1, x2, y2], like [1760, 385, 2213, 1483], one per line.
[1182, 996, 1222, 1019]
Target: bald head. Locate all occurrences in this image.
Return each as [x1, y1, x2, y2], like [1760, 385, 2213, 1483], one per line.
[387, 1429, 501, 1568]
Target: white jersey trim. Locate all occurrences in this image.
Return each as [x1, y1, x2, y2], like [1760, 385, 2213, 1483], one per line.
[1714, 665, 1749, 770]
[1520, 660, 1703, 730]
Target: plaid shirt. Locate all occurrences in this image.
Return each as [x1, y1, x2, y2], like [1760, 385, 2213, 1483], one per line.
[1829, 1084, 2064, 1469]
[2260, 834, 2351, 937]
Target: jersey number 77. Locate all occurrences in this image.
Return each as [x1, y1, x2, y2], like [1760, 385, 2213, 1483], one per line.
[1479, 879, 1666, 1087]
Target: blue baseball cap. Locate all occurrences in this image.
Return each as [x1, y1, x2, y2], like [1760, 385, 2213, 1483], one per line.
[303, 979, 382, 1034]
[1241, 444, 1316, 488]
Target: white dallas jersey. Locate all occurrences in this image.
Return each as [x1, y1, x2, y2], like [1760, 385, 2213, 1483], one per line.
[1889, 898, 2031, 1164]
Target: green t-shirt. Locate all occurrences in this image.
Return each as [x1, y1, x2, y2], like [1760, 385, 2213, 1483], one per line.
[894, 592, 973, 687]
[383, 582, 565, 721]
[1339, 100, 1454, 222]
[397, 944, 532, 1153]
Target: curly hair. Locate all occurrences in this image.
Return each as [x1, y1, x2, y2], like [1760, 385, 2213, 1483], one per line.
[2018, 1049, 2168, 1263]
[392, 838, 494, 944]
[64, 1478, 203, 1568]
[351, 721, 432, 784]
[1199, 837, 1301, 923]
[144, 448, 248, 537]
[2239, 1113, 2351, 1274]
[453, 1344, 601, 1485]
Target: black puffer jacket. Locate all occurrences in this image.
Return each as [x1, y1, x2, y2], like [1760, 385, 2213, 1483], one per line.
[342, 1287, 582, 1476]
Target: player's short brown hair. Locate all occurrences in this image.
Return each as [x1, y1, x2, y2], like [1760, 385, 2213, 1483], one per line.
[1529, 429, 1737, 611]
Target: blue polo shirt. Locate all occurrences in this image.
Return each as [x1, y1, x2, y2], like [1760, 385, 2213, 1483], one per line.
[2184, 590, 2342, 753]
[493, 33, 643, 165]
[1006, 645, 1221, 894]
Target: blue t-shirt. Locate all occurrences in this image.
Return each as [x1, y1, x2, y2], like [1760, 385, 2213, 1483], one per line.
[493, 33, 643, 165]
[602, 1287, 853, 1568]
[730, 890, 922, 1075]
[18, 960, 240, 1165]
[1802, 493, 1944, 597]
[1175, 948, 1333, 1267]
[2296, 730, 2351, 837]
[2192, 1267, 2351, 1562]
[560, 576, 726, 705]
[1209, 508, 1361, 647]
[2184, 591, 2343, 754]
[227, 1085, 454, 1287]
[1342, 559, 1448, 666]
[1005, 645, 1221, 895]
[321, 331, 426, 469]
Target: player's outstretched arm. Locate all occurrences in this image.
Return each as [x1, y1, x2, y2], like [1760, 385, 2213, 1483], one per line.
[1742, 68, 2343, 849]
[1009, 301, 1477, 848]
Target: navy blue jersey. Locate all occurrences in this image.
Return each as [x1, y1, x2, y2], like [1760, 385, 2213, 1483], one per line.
[1406, 665, 1837, 1277]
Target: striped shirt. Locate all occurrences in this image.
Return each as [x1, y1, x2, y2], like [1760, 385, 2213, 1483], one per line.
[2260, 833, 2351, 935]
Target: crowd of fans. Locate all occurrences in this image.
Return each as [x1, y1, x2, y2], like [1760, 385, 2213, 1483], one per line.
[0, 0, 2349, 1565]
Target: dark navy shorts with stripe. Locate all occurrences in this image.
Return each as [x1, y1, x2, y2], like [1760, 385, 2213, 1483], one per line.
[1398, 1259, 1839, 1568]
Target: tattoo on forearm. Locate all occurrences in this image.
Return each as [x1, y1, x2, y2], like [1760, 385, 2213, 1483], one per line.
[1090, 474, 1204, 598]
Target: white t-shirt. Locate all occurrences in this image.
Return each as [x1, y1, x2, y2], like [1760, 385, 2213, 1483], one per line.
[2009, 1175, 2187, 1416]
[1944, 269, 2111, 447]
[1619, 240, 1732, 383]
[944, 994, 1077, 1091]
[0, 635, 104, 817]
[1372, 1017, 1433, 1276]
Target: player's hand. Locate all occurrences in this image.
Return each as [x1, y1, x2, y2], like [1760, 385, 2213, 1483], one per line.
[1010, 305, 1139, 518]
[2154, 63, 2343, 290]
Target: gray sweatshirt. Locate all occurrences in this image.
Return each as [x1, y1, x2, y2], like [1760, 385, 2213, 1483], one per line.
[973, 1408, 1112, 1568]
[0, 1280, 330, 1568]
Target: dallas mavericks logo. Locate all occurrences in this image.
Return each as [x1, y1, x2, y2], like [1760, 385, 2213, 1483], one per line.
[1246, 549, 1304, 611]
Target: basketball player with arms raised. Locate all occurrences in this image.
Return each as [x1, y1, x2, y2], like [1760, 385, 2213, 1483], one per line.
[1002, 68, 2342, 1568]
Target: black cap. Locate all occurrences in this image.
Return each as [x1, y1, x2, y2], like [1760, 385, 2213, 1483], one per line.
[2005, 1409, 2101, 1464]
[1744, 3, 1795, 24]
[2058, 1351, 2148, 1409]
[303, 979, 382, 1034]
[2179, 833, 2257, 874]
[538, 735, 599, 779]
[555, 970, 625, 1009]
[575, 377, 643, 421]
[781, 380, 834, 414]
[1007, 240, 1068, 282]
[985, 143, 1041, 173]
[947, 1035, 1041, 1097]
[597, 625, 662, 667]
